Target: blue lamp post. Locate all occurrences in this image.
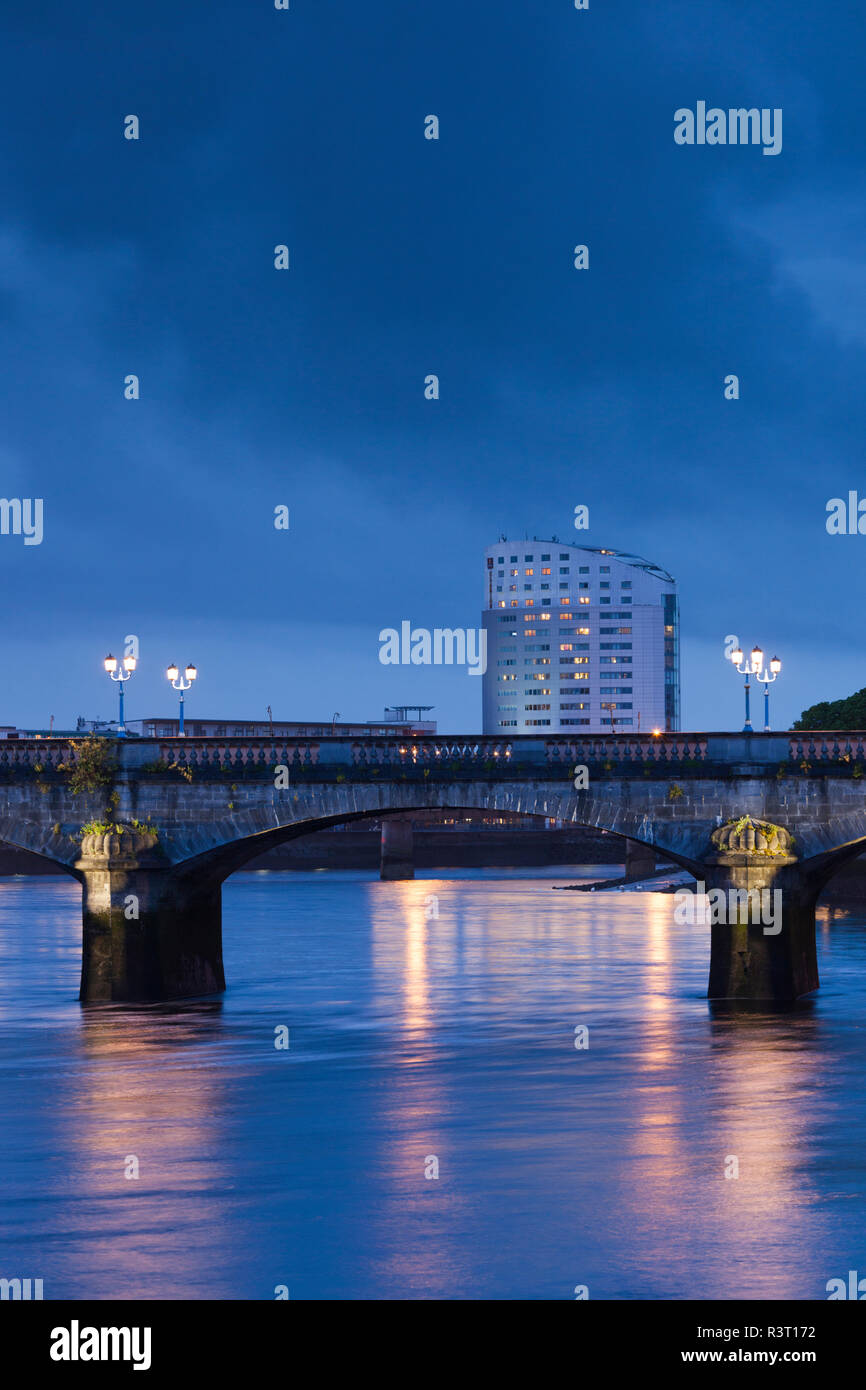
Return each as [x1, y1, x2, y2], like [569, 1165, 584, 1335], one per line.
[104, 652, 136, 737]
[729, 645, 781, 732]
[167, 663, 197, 736]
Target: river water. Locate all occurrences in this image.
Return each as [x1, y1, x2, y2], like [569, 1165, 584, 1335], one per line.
[0, 867, 864, 1301]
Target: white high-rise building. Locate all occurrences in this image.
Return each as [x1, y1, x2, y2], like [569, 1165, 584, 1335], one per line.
[482, 539, 680, 734]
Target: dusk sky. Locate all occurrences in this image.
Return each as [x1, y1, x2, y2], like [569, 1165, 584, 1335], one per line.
[2, 1, 865, 733]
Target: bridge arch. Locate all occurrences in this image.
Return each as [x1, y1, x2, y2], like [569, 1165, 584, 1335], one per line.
[0, 829, 81, 880]
[166, 793, 709, 891]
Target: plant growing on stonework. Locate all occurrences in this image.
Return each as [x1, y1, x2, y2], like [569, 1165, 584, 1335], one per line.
[60, 735, 118, 795]
[667, 783, 685, 801]
[79, 818, 159, 840]
[79, 820, 120, 837]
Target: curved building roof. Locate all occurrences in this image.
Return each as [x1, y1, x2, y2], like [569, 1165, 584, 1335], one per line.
[577, 547, 676, 585]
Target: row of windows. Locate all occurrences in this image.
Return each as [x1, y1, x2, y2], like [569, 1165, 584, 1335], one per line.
[493, 556, 638, 580]
[498, 577, 633, 589]
[495, 610, 633, 626]
[496, 554, 570, 563]
[497, 697, 644, 708]
[497, 642, 641, 659]
[496, 624, 591, 638]
[496, 610, 637, 623]
[501, 567, 565, 577]
[499, 706, 634, 716]
[497, 716, 645, 728]
[499, 598, 592, 608]
[498, 688, 642, 707]
[497, 613, 573, 624]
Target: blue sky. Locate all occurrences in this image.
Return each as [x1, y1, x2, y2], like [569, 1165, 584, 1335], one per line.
[1, 0, 864, 732]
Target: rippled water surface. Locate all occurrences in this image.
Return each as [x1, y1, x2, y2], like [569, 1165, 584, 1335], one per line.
[0, 868, 864, 1300]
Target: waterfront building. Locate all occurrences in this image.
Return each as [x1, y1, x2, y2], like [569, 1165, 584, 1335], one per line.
[124, 708, 437, 739]
[481, 538, 679, 734]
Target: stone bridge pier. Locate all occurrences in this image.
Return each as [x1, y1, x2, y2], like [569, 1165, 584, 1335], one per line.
[76, 830, 224, 1003]
[379, 817, 414, 881]
[700, 819, 820, 1001]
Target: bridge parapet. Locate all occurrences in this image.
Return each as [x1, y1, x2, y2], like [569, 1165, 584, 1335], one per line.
[545, 736, 708, 763]
[0, 739, 76, 771]
[157, 739, 321, 770]
[788, 735, 866, 763]
[2, 732, 866, 781]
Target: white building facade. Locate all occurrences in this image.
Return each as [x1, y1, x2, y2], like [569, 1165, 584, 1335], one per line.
[481, 539, 680, 735]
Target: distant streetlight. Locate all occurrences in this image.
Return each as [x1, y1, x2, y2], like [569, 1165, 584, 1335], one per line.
[728, 645, 781, 731]
[104, 652, 136, 738]
[166, 663, 197, 736]
[600, 701, 617, 731]
[331, 711, 341, 734]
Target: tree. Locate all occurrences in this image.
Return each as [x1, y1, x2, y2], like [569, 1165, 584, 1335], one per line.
[793, 688, 866, 731]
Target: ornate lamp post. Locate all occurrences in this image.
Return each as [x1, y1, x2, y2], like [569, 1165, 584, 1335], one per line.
[104, 652, 136, 737]
[167, 663, 197, 736]
[729, 645, 781, 732]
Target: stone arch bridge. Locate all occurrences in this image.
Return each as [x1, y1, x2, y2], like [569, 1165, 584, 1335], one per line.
[2, 731, 866, 1004]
